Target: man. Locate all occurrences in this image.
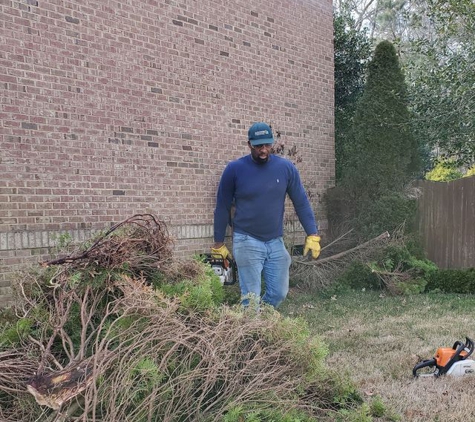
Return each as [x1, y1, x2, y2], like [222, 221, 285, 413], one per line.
[212, 122, 321, 308]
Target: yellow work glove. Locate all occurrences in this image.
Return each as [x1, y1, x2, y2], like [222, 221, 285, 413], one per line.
[303, 235, 321, 259]
[211, 244, 231, 260]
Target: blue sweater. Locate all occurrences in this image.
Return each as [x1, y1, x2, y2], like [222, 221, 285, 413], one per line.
[214, 154, 318, 242]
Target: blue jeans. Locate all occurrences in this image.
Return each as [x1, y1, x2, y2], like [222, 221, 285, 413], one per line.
[232, 232, 291, 308]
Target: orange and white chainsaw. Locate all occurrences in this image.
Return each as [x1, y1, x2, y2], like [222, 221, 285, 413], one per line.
[413, 337, 475, 377]
[202, 253, 238, 286]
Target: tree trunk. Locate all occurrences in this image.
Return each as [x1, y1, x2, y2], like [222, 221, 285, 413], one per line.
[26, 358, 96, 410]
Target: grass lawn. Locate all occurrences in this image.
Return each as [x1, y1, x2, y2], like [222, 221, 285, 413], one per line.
[280, 288, 475, 421]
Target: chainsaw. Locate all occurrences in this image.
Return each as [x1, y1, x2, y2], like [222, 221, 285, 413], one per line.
[202, 253, 238, 286]
[413, 337, 475, 377]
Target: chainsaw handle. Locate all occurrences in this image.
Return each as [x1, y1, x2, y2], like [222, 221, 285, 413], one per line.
[413, 358, 437, 377]
[451, 337, 474, 358]
[463, 337, 474, 359]
[438, 339, 471, 375]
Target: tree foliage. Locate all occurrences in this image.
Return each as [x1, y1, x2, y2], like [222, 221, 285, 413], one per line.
[335, 0, 475, 166]
[342, 40, 421, 196]
[424, 160, 463, 182]
[405, 0, 475, 166]
[327, 41, 422, 241]
[334, 12, 372, 181]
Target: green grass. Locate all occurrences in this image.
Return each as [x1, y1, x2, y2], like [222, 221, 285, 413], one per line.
[280, 288, 475, 421]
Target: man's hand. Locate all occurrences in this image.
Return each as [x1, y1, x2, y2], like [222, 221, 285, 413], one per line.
[303, 235, 321, 259]
[211, 243, 231, 260]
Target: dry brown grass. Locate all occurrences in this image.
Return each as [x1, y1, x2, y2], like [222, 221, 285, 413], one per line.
[282, 289, 475, 421]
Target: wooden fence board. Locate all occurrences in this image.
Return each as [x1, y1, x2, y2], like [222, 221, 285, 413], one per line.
[416, 177, 475, 269]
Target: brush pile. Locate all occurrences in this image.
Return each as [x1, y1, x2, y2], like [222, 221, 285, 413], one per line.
[0, 214, 358, 422]
[290, 230, 391, 289]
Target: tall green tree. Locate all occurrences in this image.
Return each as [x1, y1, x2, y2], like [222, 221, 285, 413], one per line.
[342, 40, 421, 198]
[334, 12, 372, 181]
[335, 0, 475, 166]
[327, 40, 422, 240]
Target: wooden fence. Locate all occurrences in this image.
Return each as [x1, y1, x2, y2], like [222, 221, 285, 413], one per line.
[416, 177, 475, 269]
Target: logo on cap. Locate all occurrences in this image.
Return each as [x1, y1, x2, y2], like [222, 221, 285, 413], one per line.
[254, 130, 269, 136]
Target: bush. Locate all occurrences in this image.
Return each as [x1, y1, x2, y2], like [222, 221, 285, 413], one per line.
[367, 244, 437, 295]
[426, 268, 475, 293]
[336, 261, 380, 290]
[156, 263, 225, 311]
[332, 243, 438, 295]
[425, 160, 463, 182]
[325, 187, 418, 242]
[355, 194, 417, 240]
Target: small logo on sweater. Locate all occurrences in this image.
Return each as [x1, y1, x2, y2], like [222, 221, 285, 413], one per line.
[276, 179, 279, 183]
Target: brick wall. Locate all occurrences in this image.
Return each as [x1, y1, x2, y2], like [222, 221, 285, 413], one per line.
[0, 0, 335, 305]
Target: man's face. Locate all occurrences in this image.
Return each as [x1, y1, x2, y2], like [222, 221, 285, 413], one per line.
[249, 142, 273, 163]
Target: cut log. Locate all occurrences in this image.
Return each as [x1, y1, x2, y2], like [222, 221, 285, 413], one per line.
[26, 358, 95, 410]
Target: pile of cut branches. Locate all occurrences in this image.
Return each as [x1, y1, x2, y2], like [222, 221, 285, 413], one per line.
[0, 214, 355, 422]
[42, 213, 174, 276]
[290, 230, 392, 290]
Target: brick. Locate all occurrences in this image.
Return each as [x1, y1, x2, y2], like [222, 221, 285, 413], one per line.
[21, 122, 38, 130]
[0, 0, 335, 305]
[65, 16, 80, 24]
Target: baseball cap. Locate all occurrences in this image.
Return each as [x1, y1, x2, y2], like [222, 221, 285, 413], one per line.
[248, 122, 274, 146]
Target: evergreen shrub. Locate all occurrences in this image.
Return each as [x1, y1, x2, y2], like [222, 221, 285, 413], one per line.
[335, 261, 380, 290]
[426, 268, 475, 293]
[355, 194, 417, 240]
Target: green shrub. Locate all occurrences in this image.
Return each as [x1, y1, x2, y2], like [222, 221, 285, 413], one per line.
[223, 406, 316, 422]
[331, 373, 364, 408]
[464, 166, 475, 178]
[426, 269, 475, 293]
[425, 160, 463, 182]
[0, 318, 34, 347]
[157, 264, 225, 311]
[368, 244, 437, 295]
[334, 244, 437, 295]
[370, 396, 386, 417]
[379, 244, 437, 275]
[393, 277, 427, 295]
[335, 261, 380, 290]
[355, 194, 417, 240]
